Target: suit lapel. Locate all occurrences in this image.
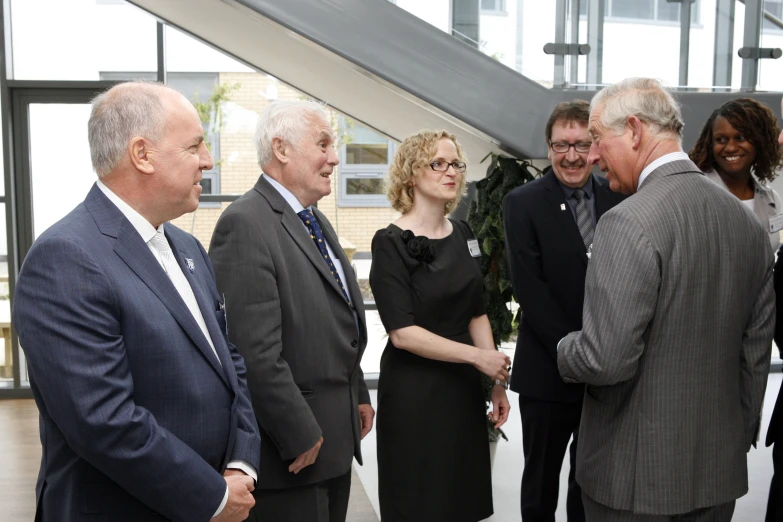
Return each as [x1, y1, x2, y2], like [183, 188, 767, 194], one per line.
[112, 225, 228, 385]
[255, 176, 353, 305]
[169, 238, 233, 388]
[542, 171, 588, 265]
[84, 186, 229, 385]
[314, 208, 365, 321]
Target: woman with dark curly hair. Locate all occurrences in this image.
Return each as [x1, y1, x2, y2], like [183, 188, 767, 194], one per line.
[369, 130, 511, 522]
[689, 97, 783, 251]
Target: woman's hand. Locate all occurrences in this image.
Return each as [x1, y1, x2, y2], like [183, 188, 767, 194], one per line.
[472, 348, 511, 382]
[489, 385, 511, 430]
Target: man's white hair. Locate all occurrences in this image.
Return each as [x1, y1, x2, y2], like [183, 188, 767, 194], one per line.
[255, 100, 330, 170]
[591, 77, 684, 140]
[88, 82, 173, 177]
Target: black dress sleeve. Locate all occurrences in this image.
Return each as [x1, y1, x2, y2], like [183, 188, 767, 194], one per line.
[370, 228, 416, 333]
[458, 220, 487, 318]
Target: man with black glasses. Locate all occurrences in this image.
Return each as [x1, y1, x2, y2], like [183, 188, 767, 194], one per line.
[502, 100, 626, 522]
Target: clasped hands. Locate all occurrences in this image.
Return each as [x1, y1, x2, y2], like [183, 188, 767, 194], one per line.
[214, 470, 255, 522]
[473, 349, 512, 430]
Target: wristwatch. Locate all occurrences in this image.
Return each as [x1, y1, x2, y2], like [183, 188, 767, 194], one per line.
[494, 379, 509, 390]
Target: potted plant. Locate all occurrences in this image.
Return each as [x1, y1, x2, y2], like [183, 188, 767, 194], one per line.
[467, 155, 542, 459]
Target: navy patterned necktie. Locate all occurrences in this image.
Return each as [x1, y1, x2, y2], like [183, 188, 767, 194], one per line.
[297, 209, 351, 304]
[573, 188, 595, 250]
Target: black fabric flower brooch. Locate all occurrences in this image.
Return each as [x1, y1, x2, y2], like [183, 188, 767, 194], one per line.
[400, 229, 436, 264]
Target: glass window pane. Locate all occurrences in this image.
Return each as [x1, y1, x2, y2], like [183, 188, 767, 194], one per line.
[656, 0, 679, 21]
[611, 0, 653, 19]
[11, 0, 157, 80]
[29, 104, 95, 239]
[481, 0, 496, 10]
[345, 144, 389, 165]
[346, 178, 385, 195]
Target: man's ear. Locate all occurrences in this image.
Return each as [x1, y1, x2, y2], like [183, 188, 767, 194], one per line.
[129, 136, 154, 175]
[272, 137, 289, 164]
[628, 116, 644, 150]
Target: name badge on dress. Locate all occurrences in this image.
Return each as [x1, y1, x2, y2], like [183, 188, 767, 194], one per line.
[769, 213, 783, 234]
[467, 239, 482, 257]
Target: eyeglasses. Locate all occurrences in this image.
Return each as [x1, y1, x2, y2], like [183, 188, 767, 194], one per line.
[429, 160, 467, 173]
[549, 141, 591, 154]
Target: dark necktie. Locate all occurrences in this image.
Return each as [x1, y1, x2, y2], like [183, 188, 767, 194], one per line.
[573, 188, 594, 250]
[297, 209, 351, 304]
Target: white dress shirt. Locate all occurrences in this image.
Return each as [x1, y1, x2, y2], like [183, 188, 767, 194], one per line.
[96, 181, 257, 517]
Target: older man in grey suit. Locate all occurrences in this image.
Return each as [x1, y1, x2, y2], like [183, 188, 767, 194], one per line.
[209, 100, 374, 522]
[557, 78, 774, 521]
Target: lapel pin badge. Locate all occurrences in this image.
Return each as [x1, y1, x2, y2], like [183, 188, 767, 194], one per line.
[185, 258, 195, 273]
[560, 204, 566, 211]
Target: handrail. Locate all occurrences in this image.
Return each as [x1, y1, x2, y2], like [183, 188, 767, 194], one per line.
[737, 0, 783, 31]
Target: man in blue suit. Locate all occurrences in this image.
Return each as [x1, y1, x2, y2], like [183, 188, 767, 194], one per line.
[13, 82, 260, 522]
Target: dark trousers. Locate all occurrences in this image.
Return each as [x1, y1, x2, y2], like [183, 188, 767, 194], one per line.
[519, 396, 585, 522]
[768, 443, 783, 522]
[249, 472, 351, 522]
[583, 493, 735, 522]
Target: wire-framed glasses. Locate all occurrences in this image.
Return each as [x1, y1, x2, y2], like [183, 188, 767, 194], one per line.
[549, 141, 591, 153]
[429, 160, 467, 173]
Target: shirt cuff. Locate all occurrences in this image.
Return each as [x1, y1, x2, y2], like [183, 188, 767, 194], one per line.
[213, 487, 229, 518]
[227, 460, 258, 484]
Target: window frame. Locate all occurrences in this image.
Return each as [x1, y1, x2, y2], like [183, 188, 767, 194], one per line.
[337, 117, 394, 208]
[578, 0, 701, 25]
[480, 0, 507, 16]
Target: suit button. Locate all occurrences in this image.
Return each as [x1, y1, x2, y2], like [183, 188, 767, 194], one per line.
[351, 340, 358, 347]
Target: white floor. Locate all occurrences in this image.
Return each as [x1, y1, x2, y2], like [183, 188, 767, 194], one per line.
[354, 372, 782, 522]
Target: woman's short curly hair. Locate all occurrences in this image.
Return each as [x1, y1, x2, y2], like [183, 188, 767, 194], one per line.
[689, 97, 782, 183]
[387, 130, 467, 215]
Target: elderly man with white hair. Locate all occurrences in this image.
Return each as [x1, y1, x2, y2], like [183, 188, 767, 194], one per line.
[557, 78, 774, 521]
[209, 100, 374, 522]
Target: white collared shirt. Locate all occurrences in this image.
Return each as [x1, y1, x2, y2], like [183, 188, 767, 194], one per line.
[96, 180, 256, 517]
[637, 151, 690, 190]
[263, 174, 354, 304]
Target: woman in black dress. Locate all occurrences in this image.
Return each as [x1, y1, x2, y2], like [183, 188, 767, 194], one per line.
[370, 130, 511, 522]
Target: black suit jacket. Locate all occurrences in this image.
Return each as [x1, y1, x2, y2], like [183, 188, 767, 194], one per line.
[503, 170, 627, 402]
[767, 245, 783, 447]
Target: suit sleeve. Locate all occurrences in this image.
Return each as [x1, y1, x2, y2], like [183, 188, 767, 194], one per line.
[13, 238, 226, 522]
[209, 210, 322, 461]
[197, 240, 261, 471]
[557, 210, 660, 385]
[741, 252, 775, 448]
[774, 245, 783, 355]
[502, 191, 574, 358]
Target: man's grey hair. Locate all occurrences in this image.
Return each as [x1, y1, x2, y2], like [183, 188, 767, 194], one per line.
[88, 82, 173, 177]
[591, 77, 684, 140]
[255, 100, 330, 169]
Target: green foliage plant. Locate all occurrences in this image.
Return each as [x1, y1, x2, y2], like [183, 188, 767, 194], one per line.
[192, 82, 241, 167]
[467, 155, 543, 442]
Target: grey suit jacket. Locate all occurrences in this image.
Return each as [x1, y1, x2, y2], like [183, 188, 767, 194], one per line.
[209, 175, 370, 490]
[558, 160, 774, 515]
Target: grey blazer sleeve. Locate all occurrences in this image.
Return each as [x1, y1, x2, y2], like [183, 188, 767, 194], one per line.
[741, 258, 775, 447]
[558, 209, 660, 385]
[210, 210, 322, 460]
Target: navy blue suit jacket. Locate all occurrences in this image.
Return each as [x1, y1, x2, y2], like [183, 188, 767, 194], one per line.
[503, 170, 627, 402]
[13, 184, 260, 522]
